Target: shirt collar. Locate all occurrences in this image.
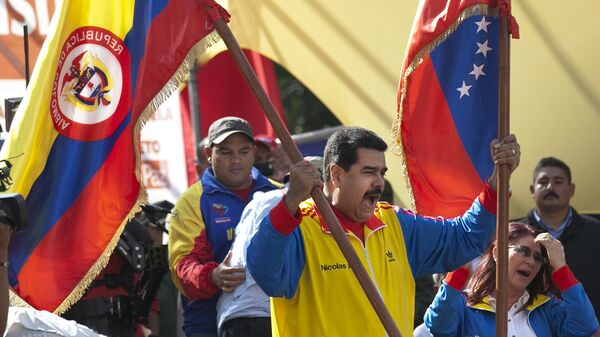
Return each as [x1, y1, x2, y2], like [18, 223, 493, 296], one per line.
[487, 290, 530, 312]
[317, 204, 385, 233]
[534, 208, 572, 238]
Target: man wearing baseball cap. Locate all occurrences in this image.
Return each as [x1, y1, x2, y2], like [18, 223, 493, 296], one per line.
[168, 117, 281, 337]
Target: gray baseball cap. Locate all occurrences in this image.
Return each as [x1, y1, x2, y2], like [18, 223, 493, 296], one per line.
[207, 117, 254, 147]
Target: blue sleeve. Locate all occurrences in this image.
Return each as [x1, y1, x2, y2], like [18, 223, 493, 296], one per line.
[398, 197, 496, 277]
[424, 282, 464, 337]
[247, 215, 305, 299]
[546, 284, 600, 336]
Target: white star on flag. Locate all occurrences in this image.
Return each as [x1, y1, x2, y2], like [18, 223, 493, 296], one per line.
[469, 64, 486, 80]
[475, 16, 491, 33]
[476, 40, 492, 57]
[457, 81, 472, 98]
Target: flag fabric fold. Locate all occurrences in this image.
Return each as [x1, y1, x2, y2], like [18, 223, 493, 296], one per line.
[392, 0, 515, 218]
[1, 0, 228, 313]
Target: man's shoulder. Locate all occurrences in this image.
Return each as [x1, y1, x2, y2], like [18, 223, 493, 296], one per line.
[170, 183, 204, 222]
[574, 211, 600, 230]
[251, 188, 286, 203]
[178, 182, 203, 200]
[244, 189, 286, 216]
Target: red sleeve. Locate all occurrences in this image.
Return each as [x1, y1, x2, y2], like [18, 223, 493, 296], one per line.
[552, 265, 579, 292]
[444, 267, 471, 290]
[175, 228, 220, 299]
[269, 197, 302, 236]
[478, 182, 497, 214]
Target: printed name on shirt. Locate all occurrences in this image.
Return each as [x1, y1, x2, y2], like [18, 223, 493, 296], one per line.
[320, 262, 349, 272]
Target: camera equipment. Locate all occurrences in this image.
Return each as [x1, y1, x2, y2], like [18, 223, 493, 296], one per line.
[116, 218, 153, 272]
[66, 202, 172, 337]
[0, 159, 27, 232]
[113, 201, 172, 325]
[4, 97, 22, 132]
[140, 202, 172, 234]
[134, 201, 172, 320]
[0, 159, 13, 191]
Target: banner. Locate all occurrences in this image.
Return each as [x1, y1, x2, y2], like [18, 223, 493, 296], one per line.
[194, 49, 286, 138]
[392, 0, 507, 217]
[1, 0, 228, 312]
[140, 91, 190, 203]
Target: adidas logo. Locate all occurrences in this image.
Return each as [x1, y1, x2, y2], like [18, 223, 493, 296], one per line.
[386, 250, 396, 262]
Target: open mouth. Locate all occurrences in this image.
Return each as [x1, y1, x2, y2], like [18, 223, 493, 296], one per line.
[362, 189, 382, 207]
[517, 269, 531, 277]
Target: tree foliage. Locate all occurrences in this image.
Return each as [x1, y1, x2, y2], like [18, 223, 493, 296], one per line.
[274, 64, 340, 134]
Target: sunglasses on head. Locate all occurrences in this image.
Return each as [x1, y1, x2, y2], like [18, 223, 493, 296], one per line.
[508, 245, 548, 265]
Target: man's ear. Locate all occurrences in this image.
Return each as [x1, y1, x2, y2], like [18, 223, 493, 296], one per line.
[204, 146, 212, 163]
[330, 164, 343, 187]
[570, 183, 576, 198]
[529, 184, 535, 197]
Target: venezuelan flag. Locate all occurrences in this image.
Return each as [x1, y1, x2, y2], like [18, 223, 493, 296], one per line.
[392, 0, 516, 218]
[1, 0, 228, 313]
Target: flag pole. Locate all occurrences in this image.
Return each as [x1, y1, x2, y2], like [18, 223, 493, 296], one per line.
[188, 63, 203, 146]
[495, 12, 511, 337]
[208, 15, 403, 337]
[23, 25, 30, 88]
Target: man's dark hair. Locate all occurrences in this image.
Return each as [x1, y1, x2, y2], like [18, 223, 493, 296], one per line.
[533, 157, 572, 183]
[322, 127, 388, 182]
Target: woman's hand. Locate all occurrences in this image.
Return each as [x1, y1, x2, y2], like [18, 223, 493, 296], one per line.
[534, 233, 566, 271]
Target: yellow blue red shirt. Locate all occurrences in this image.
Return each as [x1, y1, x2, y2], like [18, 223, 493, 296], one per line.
[168, 167, 280, 335]
[247, 183, 498, 336]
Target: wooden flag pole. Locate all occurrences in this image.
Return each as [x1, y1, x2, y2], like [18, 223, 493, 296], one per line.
[23, 25, 30, 88]
[188, 63, 202, 147]
[495, 13, 511, 337]
[209, 16, 402, 337]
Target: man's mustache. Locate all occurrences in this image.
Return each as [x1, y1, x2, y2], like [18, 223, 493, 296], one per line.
[543, 191, 559, 199]
[364, 188, 383, 196]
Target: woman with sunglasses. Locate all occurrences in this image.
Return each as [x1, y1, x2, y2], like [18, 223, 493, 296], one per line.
[424, 222, 599, 336]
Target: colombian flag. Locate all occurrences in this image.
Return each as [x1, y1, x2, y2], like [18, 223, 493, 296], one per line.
[1, 0, 228, 313]
[392, 0, 517, 218]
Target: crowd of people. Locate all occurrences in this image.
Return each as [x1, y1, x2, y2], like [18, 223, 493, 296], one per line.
[1, 115, 599, 336]
[165, 116, 600, 336]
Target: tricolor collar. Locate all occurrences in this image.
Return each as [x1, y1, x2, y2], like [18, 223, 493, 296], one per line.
[467, 293, 550, 312]
[308, 202, 386, 234]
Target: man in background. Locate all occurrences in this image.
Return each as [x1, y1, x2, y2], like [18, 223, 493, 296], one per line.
[523, 157, 600, 319]
[168, 117, 280, 337]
